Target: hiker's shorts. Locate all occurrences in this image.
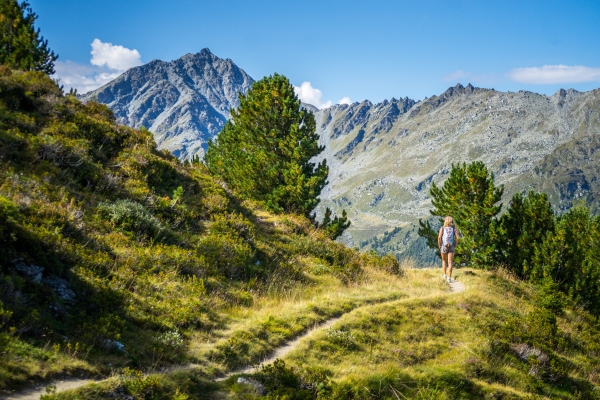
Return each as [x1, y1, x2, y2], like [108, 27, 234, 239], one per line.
[440, 245, 455, 255]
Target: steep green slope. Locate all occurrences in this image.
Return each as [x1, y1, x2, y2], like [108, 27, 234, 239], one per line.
[2, 69, 600, 400]
[0, 68, 400, 392]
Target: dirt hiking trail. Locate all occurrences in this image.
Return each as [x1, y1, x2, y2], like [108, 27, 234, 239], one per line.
[1, 379, 95, 400]
[2, 273, 466, 399]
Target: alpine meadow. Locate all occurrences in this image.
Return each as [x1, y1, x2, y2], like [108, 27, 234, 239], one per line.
[2, 1, 600, 400]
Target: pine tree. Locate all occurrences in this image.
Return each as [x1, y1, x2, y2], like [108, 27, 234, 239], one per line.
[0, 0, 57, 74]
[529, 204, 600, 314]
[491, 191, 555, 277]
[321, 207, 332, 228]
[319, 208, 351, 240]
[205, 73, 329, 216]
[418, 161, 503, 267]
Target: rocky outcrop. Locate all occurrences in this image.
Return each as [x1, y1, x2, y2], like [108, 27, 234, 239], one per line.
[81, 48, 253, 160]
[43, 276, 76, 301]
[11, 257, 77, 300]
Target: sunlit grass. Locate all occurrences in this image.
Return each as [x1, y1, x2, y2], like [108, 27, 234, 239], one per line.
[42, 267, 600, 399]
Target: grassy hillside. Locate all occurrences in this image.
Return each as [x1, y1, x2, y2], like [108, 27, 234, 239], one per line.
[0, 68, 400, 393]
[38, 269, 600, 399]
[283, 269, 600, 399]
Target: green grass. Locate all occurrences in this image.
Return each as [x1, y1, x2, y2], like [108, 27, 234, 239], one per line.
[3, 68, 600, 400]
[36, 269, 600, 399]
[259, 269, 600, 399]
[0, 68, 403, 396]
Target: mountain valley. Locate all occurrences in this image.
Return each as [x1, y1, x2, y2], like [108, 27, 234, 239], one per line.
[313, 84, 600, 262]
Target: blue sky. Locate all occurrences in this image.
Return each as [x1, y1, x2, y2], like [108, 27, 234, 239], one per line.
[30, 0, 600, 107]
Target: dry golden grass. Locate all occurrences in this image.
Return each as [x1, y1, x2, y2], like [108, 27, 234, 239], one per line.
[40, 266, 600, 399]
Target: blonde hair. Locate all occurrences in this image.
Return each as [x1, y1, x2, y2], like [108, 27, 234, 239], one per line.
[443, 216, 455, 228]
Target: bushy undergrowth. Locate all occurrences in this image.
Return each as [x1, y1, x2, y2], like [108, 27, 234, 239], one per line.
[98, 199, 165, 240]
[0, 68, 401, 391]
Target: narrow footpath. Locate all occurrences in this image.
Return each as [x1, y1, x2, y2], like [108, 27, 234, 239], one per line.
[1, 276, 466, 400]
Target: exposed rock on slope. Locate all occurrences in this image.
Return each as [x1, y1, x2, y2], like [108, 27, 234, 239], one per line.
[81, 48, 253, 159]
[313, 84, 600, 261]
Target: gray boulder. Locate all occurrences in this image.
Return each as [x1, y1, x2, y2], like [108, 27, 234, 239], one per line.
[43, 276, 76, 301]
[11, 257, 43, 283]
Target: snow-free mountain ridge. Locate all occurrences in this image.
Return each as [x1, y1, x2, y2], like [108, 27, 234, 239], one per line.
[313, 83, 600, 262]
[83, 51, 600, 263]
[81, 48, 253, 159]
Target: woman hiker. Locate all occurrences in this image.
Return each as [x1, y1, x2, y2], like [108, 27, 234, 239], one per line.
[438, 216, 459, 283]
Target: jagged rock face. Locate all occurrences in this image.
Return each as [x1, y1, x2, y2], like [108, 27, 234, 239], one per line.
[81, 49, 253, 159]
[313, 84, 600, 261]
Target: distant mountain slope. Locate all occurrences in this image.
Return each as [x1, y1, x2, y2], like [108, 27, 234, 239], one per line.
[81, 48, 253, 159]
[82, 52, 600, 263]
[313, 84, 600, 262]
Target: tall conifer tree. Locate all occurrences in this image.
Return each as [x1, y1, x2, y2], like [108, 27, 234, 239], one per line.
[205, 73, 329, 216]
[0, 0, 57, 74]
[418, 161, 503, 267]
[529, 205, 600, 314]
[491, 191, 555, 277]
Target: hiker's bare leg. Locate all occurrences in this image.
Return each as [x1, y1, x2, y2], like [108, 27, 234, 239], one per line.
[441, 253, 447, 276]
[447, 252, 454, 279]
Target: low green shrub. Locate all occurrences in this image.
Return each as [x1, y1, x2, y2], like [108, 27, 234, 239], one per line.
[196, 233, 255, 279]
[154, 329, 185, 352]
[325, 327, 356, 349]
[119, 367, 160, 398]
[98, 199, 164, 239]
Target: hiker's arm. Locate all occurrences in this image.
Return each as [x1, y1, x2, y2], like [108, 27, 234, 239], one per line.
[455, 229, 460, 245]
[438, 228, 443, 246]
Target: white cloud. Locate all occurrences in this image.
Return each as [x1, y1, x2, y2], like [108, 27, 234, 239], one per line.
[52, 39, 142, 94]
[90, 38, 142, 71]
[509, 65, 600, 84]
[338, 96, 352, 105]
[294, 82, 332, 109]
[53, 61, 122, 94]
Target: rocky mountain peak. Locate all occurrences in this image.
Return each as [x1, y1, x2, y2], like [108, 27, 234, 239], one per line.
[438, 83, 481, 99]
[81, 49, 253, 159]
[406, 83, 489, 117]
[198, 47, 214, 56]
[550, 87, 580, 108]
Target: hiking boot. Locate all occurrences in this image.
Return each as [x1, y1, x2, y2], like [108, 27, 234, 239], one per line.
[443, 274, 447, 279]
[447, 277, 452, 283]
